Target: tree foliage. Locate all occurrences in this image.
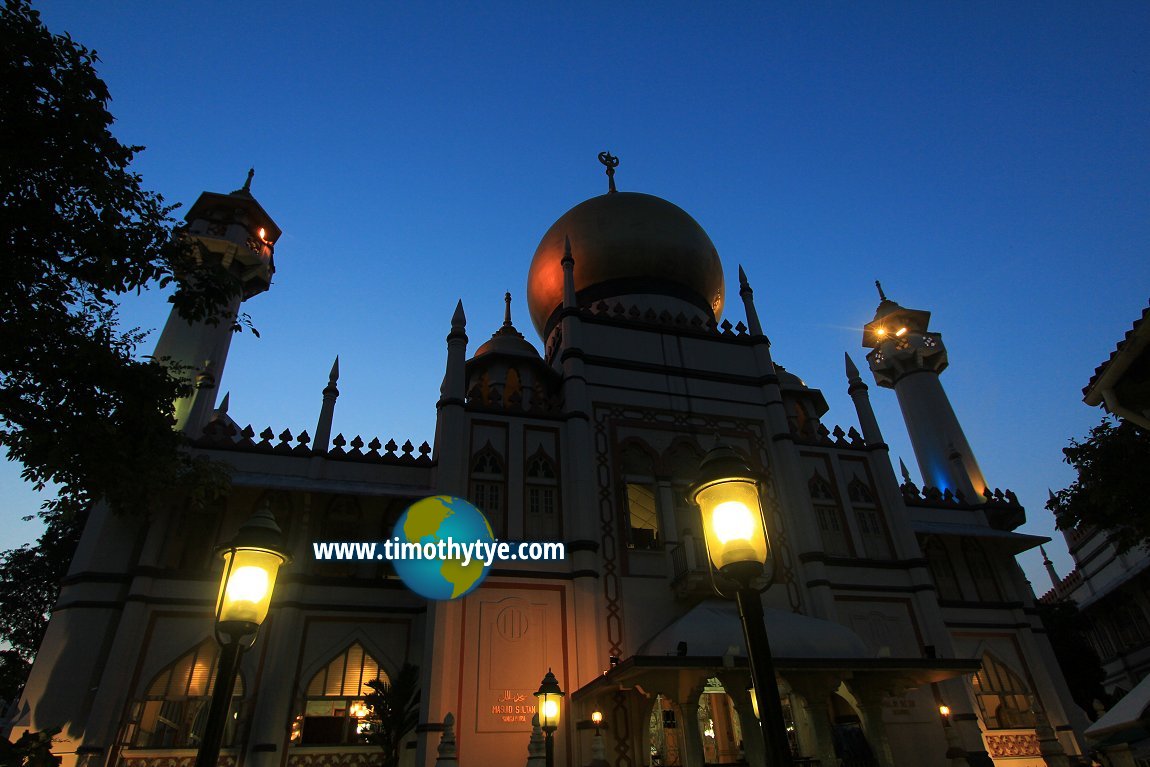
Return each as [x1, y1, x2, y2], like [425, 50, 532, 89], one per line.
[0, 0, 238, 662]
[364, 663, 421, 767]
[1047, 417, 1150, 554]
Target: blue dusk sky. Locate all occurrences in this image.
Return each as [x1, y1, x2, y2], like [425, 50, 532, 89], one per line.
[4, 2, 1149, 589]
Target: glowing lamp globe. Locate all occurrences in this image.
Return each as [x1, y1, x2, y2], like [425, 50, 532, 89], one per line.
[534, 668, 565, 732]
[215, 507, 291, 634]
[689, 444, 770, 582]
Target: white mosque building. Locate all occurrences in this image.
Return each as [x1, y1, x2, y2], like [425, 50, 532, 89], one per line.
[12, 160, 1090, 767]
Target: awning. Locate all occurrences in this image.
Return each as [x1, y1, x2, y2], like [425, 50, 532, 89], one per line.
[571, 655, 981, 703]
[911, 519, 1049, 554]
[1085, 673, 1150, 742]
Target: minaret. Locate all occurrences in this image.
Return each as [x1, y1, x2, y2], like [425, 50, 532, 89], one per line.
[1040, 544, 1060, 589]
[862, 282, 987, 501]
[152, 170, 279, 435]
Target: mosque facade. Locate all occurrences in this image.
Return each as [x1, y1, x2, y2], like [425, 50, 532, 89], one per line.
[12, 164, 1091, 767]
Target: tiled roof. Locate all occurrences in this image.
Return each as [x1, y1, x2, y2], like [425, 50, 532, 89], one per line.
[1084, 301, 1150, 398]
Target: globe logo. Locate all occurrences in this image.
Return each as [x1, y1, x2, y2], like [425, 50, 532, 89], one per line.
[392, 496, 495, 600]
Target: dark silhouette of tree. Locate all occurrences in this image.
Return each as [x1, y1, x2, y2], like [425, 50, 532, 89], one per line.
[363, 663, 420, 767]
[1047, 418, 1150, 554]
[0, 0, 239, 670]
[0, 726, 60, 767]
[1035, 599, 1109, 719]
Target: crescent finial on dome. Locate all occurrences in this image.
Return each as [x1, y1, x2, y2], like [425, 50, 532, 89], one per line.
[598, 151, 619, 193]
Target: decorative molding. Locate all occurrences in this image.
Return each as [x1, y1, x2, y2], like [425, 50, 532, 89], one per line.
[984, 732, 1040, 758]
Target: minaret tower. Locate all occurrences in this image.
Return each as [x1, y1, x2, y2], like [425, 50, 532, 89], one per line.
[152, 170, 280, 435]
[862, 282, 987, 501]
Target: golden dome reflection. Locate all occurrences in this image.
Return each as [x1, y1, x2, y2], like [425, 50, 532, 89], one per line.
[525, 191, 725, 340]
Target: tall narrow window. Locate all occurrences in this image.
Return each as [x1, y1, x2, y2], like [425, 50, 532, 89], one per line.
[971, 654, 1038, 729]
[924, 536, 963, 601]
[809, 473, 851, 557]
[525, 449, 560, 539]
[469, 443, 505, 537]
[963, 540, 1003, 602]
[626, 483, 660, 550]
[125, 639, 244, 749]
[296, 643, 388, 746]
[848, 477, 891, 559]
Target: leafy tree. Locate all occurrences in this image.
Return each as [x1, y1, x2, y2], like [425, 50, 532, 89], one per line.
[1047, 417, 1150, 554]
[363, 663, 421, 767]
[0, 0, 238, 665]
[0, 650, 31, 706]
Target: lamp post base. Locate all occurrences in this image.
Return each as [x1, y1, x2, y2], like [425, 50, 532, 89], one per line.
[735, 586, 794, 767]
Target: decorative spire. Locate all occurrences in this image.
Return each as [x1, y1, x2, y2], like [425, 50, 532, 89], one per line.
[736, 264, 764, 337]
[562, 235, 577, 309]
[875, 279, 887, 302]
[217, 391, 230, 416]
[598, 151, 619, 193]
[845, 352, 861, 382]
[899, 457, 913, 484]
[503, 292, 513, 327]
[313, 355, 341, 454]
[451, 299, 466, 331]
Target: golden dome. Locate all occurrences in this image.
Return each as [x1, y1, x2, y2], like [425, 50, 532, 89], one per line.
[525, 192, 725, 339]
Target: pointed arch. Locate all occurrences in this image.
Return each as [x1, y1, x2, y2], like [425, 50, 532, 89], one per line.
[295, 640, 392, 746]
[126, 638, 244, 749]
[972, 652, 1038, 729]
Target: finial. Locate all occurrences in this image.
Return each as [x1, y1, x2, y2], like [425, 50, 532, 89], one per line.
[738, 265, 749, 288]
[329, 356, 340, 384]
[217, 391, 230, 415]
[899, 457, 912, 483]
[562, 234, 574, 265]
[242, 167, 254, 192]
[451, 299, 466, 329]
[503, 292, 513, 327]
[598, 151, 619, 193]
[875, 280, 887, 302]
[844, 352, 860, 380]
[1040, 544, 1051, 563]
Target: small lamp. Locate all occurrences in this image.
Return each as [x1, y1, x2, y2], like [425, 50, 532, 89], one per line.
[748, 684, 760, 720]
[535, 668, 565, 767]
[939, 704, 951, 726]
[591, 710, 603, 734]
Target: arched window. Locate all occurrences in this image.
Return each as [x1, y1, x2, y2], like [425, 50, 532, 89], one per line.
[125, 639, 244, 749]
[924, 536, 963, 601]
[295, 642, 389, 746]
[848, 476, 891, 559]
[469, 443, 505, 536]
[525, 449, 560, 539]
[972, 654, 1038, 729]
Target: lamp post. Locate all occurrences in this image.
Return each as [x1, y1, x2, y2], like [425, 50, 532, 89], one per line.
[194, 507, 291, 767]
[534, 668, 564, 767]
[689, 443, 793, 767]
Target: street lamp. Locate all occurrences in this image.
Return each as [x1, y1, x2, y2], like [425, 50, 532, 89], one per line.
[534, 668, 565, 767]
[195, 507, 291, 767]
[689, 443, 793, 767]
